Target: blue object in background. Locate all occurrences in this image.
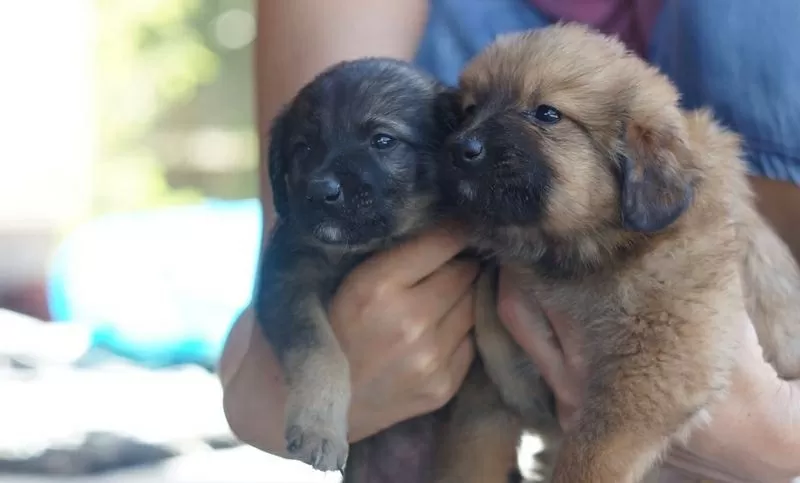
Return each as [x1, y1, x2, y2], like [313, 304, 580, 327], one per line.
[47, 199, 263, 368]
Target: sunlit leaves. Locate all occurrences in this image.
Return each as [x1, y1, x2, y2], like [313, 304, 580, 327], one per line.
[93, 0, 216, 213]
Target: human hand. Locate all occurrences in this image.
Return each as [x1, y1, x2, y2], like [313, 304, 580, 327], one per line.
[221, 226, 477, 456]
[496, 268, 800, 483]
[331, 226, 478, 442]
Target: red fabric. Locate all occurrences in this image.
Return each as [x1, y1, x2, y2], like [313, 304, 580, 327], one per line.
[530, 0, 665, 57]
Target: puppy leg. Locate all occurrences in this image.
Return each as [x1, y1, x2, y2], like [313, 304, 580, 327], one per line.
[254, 224, 350, 471]
[549, 310, 737, 483]
[433, 358, 523, 483]
[473, 268, 562, 480]
[344, 413, 439, 483]
[278, 294, 350, 471]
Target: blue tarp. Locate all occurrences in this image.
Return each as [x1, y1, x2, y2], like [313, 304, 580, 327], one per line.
[47, 199, 263, 368]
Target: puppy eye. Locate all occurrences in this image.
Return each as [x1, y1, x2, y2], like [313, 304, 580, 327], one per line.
[463, 104, 477, 117]
[290, 141, 311, 158]
[371, 133, 398, 150]
[532, 104, 562, 124]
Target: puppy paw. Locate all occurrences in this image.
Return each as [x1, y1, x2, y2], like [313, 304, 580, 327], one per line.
[285, 406, 349, 472]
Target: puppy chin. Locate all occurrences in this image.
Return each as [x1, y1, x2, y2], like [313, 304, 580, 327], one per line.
[312, 221, 347, 245]
[446, 178, 544, 227]
[457, 180, 478, 202]
[310, 218, 390, 247]
[441, 175, 475, 205]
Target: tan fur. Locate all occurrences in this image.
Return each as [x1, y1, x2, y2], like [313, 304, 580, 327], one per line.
[436, 24, 800, 483]
[282, 291, 351, 462]
[433, 358, 523, 483]
[433, 269, 562, 483]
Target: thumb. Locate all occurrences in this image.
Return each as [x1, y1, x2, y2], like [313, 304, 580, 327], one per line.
[497, 269, 578, 410]
[556, 398, 581, 433]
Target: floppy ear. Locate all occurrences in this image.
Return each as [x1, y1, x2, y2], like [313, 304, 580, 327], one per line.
[617, 122, 694, 233]
[266, 108, 290, 219]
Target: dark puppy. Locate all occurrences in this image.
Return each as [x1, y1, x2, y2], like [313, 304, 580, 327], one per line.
[254, 58, 456, 478]
[437, 24, 800, 483]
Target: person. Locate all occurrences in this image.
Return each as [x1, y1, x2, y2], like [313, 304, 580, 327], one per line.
[219, 1, 800, 481]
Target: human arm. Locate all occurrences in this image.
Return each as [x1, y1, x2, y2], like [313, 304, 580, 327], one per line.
[221, 228, 477, 456]
[750, 177, 800, 264]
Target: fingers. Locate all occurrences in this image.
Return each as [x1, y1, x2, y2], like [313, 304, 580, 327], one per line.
[335, 227, 472, 344]
[497, 270, 559, 370]
[355, 225, 468, 288]
[408, 259, 479, 324]
[435, 289, 476, 359]
[556, 398, 580, 433]
[398, 288, 473, 394]
[496, 269, 580, 412]
[446, 336, 476, 397]
[388, 260, 475, 358]
[400, 292, 475, 416]
[541, 303, 582, 359]
[415, 336, 476, 415]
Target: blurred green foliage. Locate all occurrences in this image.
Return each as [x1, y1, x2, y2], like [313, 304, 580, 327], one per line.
[93, 0, 219, 214]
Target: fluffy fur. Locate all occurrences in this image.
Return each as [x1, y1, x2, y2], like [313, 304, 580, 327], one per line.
[253, 58, 456, 481]
[436, 24, 800, 483]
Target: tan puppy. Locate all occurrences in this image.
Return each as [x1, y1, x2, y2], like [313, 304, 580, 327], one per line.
[436, 23, 800, 483]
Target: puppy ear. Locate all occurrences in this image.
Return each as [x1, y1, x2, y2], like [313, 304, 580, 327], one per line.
[617, 122, 694, 233]
[433, 87, 463, 137]
[266, 108, 290, 219]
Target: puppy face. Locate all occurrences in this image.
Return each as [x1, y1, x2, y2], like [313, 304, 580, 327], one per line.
[441, 24, 695, 249]
[268, 58, 454, 247]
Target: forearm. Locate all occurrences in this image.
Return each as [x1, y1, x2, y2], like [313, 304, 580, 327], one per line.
[718, 308, 800, 481]
[255, 0, 429, 230]
[750, 176, 800, 263]
[662, 363, 800, 482]
[728, 350, 800, 481]
[749, 175, 800, 477]
[220, 306, 290, 457]
[760, 378, 800, 480]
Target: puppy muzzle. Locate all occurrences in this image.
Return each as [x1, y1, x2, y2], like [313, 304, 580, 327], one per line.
[448, 136, 486, 171]
[306, 173, 343, 206]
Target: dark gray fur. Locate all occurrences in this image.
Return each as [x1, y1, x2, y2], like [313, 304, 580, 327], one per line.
[254, 58, 458, 481]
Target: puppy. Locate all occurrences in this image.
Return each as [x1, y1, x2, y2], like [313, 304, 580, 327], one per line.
[437, 24, 800, 483]
[253, 58, 456, 479]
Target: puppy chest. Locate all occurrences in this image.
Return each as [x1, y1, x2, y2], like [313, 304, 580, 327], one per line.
[519, 272, 616, 323]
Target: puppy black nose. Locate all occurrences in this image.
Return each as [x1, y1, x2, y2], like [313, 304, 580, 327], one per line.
[307, 174, 343, 204]
[452, 137, 485, 169]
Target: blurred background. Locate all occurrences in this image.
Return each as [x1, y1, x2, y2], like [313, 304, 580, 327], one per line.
[0, 1, 334, 481]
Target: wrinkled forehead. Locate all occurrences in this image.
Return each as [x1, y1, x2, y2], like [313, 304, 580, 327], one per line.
[293, 70, 440, 138]
[459, 30, 633, 115]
